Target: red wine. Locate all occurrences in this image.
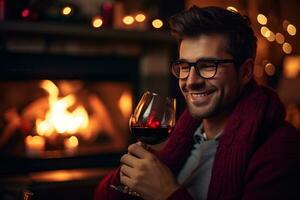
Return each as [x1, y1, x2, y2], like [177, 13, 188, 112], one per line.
[131, 127, 172, 145]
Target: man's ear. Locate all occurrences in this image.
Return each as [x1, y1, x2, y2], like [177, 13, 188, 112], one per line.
[239, 58, 254, 85]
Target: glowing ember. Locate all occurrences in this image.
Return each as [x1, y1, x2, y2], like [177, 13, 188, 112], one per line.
[64, 136, 79, 149]
[25, 135, 46, 154]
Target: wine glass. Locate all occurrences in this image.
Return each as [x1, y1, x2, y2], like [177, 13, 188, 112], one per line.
[130, 91, 176, 145]
[110, 91, 176, 195]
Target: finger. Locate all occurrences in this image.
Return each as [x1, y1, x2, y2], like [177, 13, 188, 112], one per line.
[128, 143, 150, 159]
[120, 173, 133, 188]
[137, 141, 149, 150]
[120, 164, 134, 177]
[122, 185, 141, 197]
[120, 153, 140, 167]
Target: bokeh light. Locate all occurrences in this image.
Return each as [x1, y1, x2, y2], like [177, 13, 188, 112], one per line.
[266, 31, 275, 42]
[282, 42, 293, 54]
[135, 14, 146, 22]
[260, 26, 269, 37]
[62, 6, 72, 16]
[275, 33, 285, 44]
[123, 16, 134, 25]
[92, 17, 103, 28]
[21, 9, 30, 18]
[152, 19, 163, 29]
[257, 14, 267, 25]
[287, 24, 297, 36]
[265, 62, 276, 76]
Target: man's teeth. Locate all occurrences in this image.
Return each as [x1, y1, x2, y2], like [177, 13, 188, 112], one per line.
[191, 93, 209, 97]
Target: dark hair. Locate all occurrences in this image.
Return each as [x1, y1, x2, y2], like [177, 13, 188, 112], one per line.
[168, 6, 257, 66]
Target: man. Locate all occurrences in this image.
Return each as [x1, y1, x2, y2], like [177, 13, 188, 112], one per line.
[94, 6, 300, 200]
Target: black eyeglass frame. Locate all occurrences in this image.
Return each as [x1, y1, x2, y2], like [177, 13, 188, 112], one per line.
[171, 58, 236, 79]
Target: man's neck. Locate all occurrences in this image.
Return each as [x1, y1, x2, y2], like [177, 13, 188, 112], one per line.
[203, 112, 231, 140]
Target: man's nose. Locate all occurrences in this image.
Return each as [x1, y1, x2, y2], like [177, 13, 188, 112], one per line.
[186, 67, 205, 87]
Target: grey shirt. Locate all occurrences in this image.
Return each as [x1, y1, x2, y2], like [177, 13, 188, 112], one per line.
[177, 125, 220, 200]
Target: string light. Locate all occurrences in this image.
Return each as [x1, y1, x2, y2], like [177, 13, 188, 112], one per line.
[287, 24, 297, 36]
[257, 14, 267, 25]
[152, 19, 163, 29]
[275, 33, 285, 44]
[135, 14, 146, 22]
[282, 42, 293, 54]
[62, 6, 72, 16]
[265, 62, 276, 76]
[266, 31, 275, 42]
[260, 26, 269, 37]
[283, 56, 300, 78]
[283, 20, 290, 30]
[123, 16, 134, 25]
[92, 16, 103, 28]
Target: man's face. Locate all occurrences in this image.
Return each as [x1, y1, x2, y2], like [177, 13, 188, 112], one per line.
[179, 34, 242, 119]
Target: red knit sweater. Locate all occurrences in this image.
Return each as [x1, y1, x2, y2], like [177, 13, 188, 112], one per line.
[94, 81, 300, 200]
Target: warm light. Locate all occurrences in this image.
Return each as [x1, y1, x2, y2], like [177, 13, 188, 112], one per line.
[275, 33, 285, 44]
[135, 14, 146, 22]
[62, 6, 72, 16]
[226, 6, 238, 12]
[25, 135, 45, 155]
[283, 56, 300, 78]
[21, 8, 30, 18]
[36, 118, 54, 136]
[282, 42, 293, 54]
[266, 31, 275, 42]
[123, 16, 134, 25]
[92, 17, 103, 28]
[257, 14, 267, 25]
[64, 136, 79, 149]
[283, 20, 290, 30]
[51, 94, 75, 133]
[287, 24, 296, 36]
[40, 80, 59, 106]
[36, 80, 90, 136]
[260, 26, 269, 37]
[265, 63, 276, 76]
[118, 91, 132, 118]
[66, 105, 89, 134]
[152, 19, 163, 29]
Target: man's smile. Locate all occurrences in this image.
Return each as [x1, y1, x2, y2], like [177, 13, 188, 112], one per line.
[187, 89, 216, 104]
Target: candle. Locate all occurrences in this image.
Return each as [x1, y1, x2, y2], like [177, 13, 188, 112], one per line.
[64, 136, 79, 155]
[25, 135, 45, 156]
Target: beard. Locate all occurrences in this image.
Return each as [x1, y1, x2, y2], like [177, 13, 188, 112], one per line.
[186, 91, 223, 120]
[185, 85, 240, 120]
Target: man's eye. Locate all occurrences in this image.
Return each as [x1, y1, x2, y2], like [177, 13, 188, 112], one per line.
[178, 63, 189, 70]
[198, 63, 215, 69]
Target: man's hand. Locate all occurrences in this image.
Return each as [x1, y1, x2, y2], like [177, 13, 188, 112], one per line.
[120, 142, 180, 200]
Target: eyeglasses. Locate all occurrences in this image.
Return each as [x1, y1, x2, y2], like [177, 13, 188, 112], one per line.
[171, 58, 235, 79]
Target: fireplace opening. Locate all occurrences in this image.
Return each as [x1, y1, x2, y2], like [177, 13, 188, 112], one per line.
[1, 80, 132, 154]
[0, 52, 139, 174]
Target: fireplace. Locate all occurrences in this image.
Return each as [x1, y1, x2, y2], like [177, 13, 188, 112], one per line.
[0, 21, 175, 200]
[0, 52, 139, 174]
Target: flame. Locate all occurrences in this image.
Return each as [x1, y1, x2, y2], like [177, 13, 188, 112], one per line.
[118, 91, 132, 117]
[64, 136, 79, 149]
[36, 80, 89, 136]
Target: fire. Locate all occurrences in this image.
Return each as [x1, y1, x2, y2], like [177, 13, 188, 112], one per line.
[64, 136, 79, 149]
[36, 80, 89, 136]
[118, 91, 132, 118]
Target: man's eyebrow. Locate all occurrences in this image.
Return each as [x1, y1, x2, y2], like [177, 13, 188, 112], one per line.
[178, 57, 223, 62]
[177, 58, 189, 62]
